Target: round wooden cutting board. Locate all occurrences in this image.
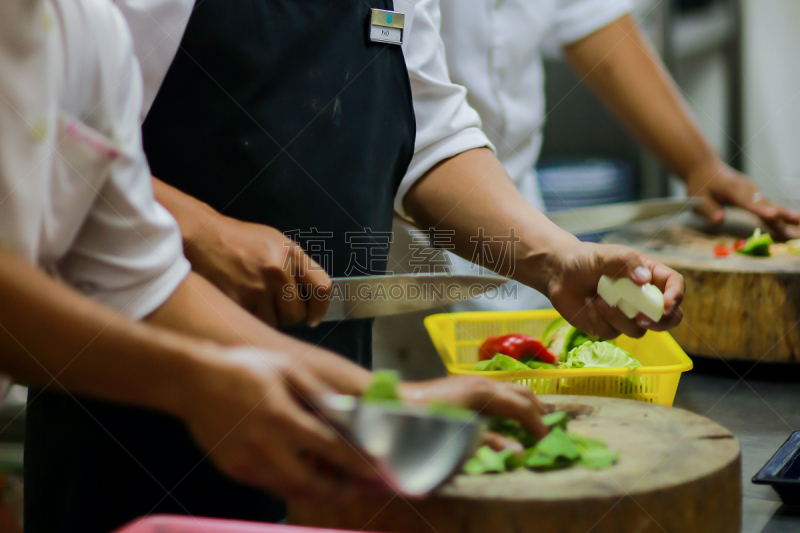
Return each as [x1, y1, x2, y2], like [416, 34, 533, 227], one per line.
[603, 208, 800, 362]
[288, 395, 742, 533]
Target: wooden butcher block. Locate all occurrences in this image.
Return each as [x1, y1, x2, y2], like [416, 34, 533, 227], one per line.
[604, 208, 800, 363]
[289, 395, 741, 533]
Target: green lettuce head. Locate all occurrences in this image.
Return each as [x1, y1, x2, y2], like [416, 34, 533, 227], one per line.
[564, 341, 641, 370]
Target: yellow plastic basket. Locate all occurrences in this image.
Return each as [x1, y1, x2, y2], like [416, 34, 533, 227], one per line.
[424, 309, 692, 406]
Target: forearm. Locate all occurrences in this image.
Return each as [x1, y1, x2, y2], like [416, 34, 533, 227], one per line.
[403, 148, 580, 295]
[563, 14, 720, 181]
[0, 246, 202, 418]
[146, 272, 372, 395]
[152, 177, 217, 245]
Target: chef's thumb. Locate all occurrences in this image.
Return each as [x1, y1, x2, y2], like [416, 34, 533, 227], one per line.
[598, 246, 651, 286]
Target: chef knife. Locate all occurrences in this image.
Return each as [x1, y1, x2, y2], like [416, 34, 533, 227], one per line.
[546, 198, 703, 235]
[320, 273, 507, 323]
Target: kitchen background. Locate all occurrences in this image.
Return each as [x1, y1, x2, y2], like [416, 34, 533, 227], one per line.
[3, 0, 800, 528]
[373, 0, 800, 379]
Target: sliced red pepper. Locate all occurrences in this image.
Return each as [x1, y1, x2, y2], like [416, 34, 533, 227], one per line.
[733, 239, 746, 251]
[478, 334, 558, 364]
[714, 244, 731, 257]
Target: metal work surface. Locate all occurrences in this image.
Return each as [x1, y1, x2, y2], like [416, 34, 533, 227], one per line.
[673, 368, 800, 533]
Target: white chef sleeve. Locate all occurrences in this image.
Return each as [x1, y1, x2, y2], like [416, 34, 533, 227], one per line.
[552, 0, 634, 45]
[394, 0, 494, 217]
[0, 0, 55, 262]
[56, 4, 190, 319]
[112, 0, 194, 117]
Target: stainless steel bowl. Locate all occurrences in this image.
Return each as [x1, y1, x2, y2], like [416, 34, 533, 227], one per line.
[317, 394, 486, 497]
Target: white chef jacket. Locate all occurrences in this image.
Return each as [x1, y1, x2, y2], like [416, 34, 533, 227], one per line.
[112, 0, 493, 217]
[0, 0, 191, 320]
[437, 0, 633, 311]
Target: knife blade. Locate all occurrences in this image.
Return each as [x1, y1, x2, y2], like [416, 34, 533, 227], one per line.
[320, 273, 507, 323]
[546, 198, 703, 235]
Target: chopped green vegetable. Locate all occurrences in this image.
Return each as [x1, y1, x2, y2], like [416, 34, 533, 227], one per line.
[471, 360, 495, 371]
[737, 228, 774, 257]
[427, 401, 475, 422]
[362, 371, 474, 421]
[463, 457, 490, 475]
[541, 411, 569, 430]
[563, 341, 641, 370]
[577, 447, 619, 469]
[570, 433, 608, 452]
[535, 427, 580, 461]
[526, 361, 558, 370]
[490, 417, 538, 448]
[492, 353, 531, 371]
[464, 446, 516, 474]
[520, 354, 558, 370]
[472, 353, 537, 372]
[362, 370, 401, 402]
[466, 411, 618, 475]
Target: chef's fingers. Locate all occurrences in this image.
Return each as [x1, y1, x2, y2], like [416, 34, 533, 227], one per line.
[584, 297, 621, 340]
[248, 435, 342, 501]
[265, 249, 308, 327]
[693, 194, 726, 226]
[297, 249, 332, 328]
[595, 297, 646, 338]
[505, 385, 546, 414]
[463, 379, 549, 439]
[252, 294, 279, 327]
[734, 190, 800, 240]
[483, 431, 524, 454]
[283, 369, 385, 483]
[595, 245, 651, 286]
[646, 260, 684, 312]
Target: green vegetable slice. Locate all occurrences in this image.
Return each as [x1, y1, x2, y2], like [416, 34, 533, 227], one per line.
[577, 447, 619, 469]
[491, 353, 531, 372]
[541, 411, 569, 430]
[467, 446, 515, 473]
[570, 433, 609, 452]
[427, 402, 475, 422]
[465, 414, 619, 475]
[472, 360, 495, 371]
[526, 361, 558, 370]
[490, 417, 537, 448]
[362, 370, 400, 402]
[737, 228, 774, 257]
[535, 427, 580, 460]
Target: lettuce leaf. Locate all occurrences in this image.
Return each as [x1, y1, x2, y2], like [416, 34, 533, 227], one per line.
[542, 318, 600, 361]
[563, 341, 641, 370]
[472, 353, 533, 372]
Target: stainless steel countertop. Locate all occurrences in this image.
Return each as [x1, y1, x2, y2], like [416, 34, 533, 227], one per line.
[673, 369, 800, 533]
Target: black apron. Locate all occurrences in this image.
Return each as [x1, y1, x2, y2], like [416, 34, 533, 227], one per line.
[24, 1, 415, 532]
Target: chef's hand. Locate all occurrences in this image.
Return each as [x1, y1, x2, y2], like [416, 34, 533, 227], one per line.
[400, 376, 549, 443]
[181, 346, 383, 501]
[686, 161, 800, 241]
[184, 215, 332, 328]
[545, 242, 684, 340]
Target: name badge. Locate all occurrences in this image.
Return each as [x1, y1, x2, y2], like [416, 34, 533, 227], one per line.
[369, 9, 404, 45]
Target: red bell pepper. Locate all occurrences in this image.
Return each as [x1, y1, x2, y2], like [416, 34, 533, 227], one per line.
[714, 243, 731, 257]
[478, 334, 558, 364]
[733, 239, 746, 251]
